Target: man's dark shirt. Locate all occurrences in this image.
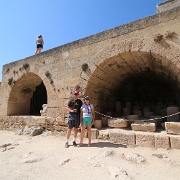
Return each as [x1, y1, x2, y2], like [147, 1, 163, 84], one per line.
[68, 98, 82, 115]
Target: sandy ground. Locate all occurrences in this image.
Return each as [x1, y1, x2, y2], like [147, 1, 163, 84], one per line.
[0, 130, 180, 180]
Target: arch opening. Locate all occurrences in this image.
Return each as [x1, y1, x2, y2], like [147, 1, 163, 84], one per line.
[85, 51, 180, 121]
[29, 82, 47, 116]
[7, 73, 47, 116]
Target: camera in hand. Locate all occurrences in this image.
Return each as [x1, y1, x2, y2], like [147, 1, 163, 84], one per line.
[74, 109, 77, 113]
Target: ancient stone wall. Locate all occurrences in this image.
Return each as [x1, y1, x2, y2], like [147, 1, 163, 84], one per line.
[1, 116, 180, 149]
[0, 6, 180, 133]
[157, 0, 180, 13]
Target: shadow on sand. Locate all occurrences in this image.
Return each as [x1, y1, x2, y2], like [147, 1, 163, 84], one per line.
[78, 142, 127, 148]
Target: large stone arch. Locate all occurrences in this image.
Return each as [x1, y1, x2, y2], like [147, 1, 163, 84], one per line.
[80, 38, 180, 116]
[7, 72, 47, 115]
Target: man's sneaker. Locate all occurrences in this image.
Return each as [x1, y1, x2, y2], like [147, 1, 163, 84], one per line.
[73, 141, 77, 147]
[65, 142, 69, 148]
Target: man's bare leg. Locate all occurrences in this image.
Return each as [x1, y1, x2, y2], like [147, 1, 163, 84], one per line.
[65, 129, 72, 148]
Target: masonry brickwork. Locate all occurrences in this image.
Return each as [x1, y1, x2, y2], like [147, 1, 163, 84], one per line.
[0, 5, 180, 147]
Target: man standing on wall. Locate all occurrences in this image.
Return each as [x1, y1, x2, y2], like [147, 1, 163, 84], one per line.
[65, 90, 82, 148]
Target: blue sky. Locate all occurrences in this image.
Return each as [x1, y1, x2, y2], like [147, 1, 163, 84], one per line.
[0, 0, 161, 81]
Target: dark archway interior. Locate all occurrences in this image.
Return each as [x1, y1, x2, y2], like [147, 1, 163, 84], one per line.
[119, 71, 177, 103]
[96, 71, 180, 117]
[85, 51, 180, 122]
[30, 82, 47, 116]
[115, 71, 179, 117]
[8, 73, 47, 116]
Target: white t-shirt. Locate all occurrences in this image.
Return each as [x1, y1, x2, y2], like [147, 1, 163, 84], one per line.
[81, 104, 94, 117]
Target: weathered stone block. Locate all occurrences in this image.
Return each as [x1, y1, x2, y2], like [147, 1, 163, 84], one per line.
[54, 126, 68, 132]
[108, 118, 129, 128]
[131, 122, 156, 132]
[109, 129, 135, 145]
[30, 127, 44, 136]
[23, 116, 46, 125]
[91, 128, 99, 139]
[35, 117, 47, 124]
[98, 129, 110, 140]
[47, 108, 63, 118]
[165, 122, 180, 135]
[55, 117, 68, 126]
[157, 1, 180, 13]
[154, 134, 170, 149]
[169, 135, 180, 149]
[136, 132, 155, 148]
[45, 117, 56, 124]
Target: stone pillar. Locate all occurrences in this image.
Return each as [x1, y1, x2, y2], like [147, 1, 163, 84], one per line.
[165, 122, 180, 135]
[123, 108, 130, 116]
[140, 102, 145, 111]
[143, 106, 150, 116]
[101, 117, 108, 126]
[94, 120, 102, 129]
[167, 107, 180, 122]
[108, 118, 129, 128]
[126, 102, 132, 114]
[151, 104, 156, 114]
[156, 106, 162, 115]
[144, 111, 155, 118]
[133, 110, 142, 117]
[115, 101, 121, 113]
[160, 108, 167, 122]
[127, 115, 139, 122]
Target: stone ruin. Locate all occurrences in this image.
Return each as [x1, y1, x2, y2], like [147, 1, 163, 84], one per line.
[0, 1, 180, 149]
